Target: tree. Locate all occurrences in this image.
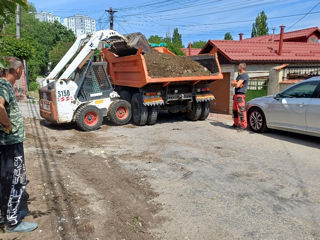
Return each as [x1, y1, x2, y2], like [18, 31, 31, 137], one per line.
[251, 23, 257, 37]
[148, 35, 164, 44]
[224, 32, 233, 40]
[172, 28, 183, 47]
[49, 41, 73, 69]
[0, 0, 27, 33]
[3, 3, 76, 81]
[148, 29, 185, 56]
[191, 40, 207, 48]
[251, 11, 268, 37]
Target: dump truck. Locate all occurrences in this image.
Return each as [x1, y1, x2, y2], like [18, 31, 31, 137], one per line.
[102, 46, 223, 125]
[39, 29, 223, 130]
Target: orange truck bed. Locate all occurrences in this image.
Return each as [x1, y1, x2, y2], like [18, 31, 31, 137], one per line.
[102, 48, 223, 88]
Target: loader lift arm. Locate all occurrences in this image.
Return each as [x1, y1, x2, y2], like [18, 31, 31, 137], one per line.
[45, 30, 127, 83]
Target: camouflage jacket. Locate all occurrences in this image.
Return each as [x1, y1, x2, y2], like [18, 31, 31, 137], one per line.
[0, 78, 25, 145]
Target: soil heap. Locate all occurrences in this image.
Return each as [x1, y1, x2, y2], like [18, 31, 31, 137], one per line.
[144, 50, 210, 78]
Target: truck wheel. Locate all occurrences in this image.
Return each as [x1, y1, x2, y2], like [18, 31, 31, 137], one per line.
[119, 90, 132, 102]
[131, 93, 148, 126]
[186, 102, 202, 121]
[108, 99, 132, 125]
[75, 105, 103, 131]
[147, 107, 158, 125]
[199, 101, 210, 121]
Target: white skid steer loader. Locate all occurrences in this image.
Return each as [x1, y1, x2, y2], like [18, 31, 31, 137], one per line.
[39, 30, 150, 131]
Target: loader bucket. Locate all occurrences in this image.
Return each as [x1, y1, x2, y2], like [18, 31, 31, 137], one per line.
[109, 32, 152, 57]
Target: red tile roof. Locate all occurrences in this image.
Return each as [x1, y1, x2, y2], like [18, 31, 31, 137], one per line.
[182, 48, 202, 56]
[200, 40, 320, 62]
[242, 27, 320, 42]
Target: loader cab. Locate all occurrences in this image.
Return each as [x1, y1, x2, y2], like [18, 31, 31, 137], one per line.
[74, 61, 114, 102]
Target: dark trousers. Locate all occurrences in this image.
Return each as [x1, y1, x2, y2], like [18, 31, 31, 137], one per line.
[0, 142, 28, 227]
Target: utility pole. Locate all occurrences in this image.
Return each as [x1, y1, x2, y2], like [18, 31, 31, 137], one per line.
[105, 7, 118, 30]
[16, 4, 21, 39]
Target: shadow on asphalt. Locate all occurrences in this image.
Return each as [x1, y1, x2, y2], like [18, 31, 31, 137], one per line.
[40, 119, 76, 131]
[210, 121, 319, 149]
[210, 121, 233, 130]
[156, 111, 188, 124]
[261, 129, 319, 149]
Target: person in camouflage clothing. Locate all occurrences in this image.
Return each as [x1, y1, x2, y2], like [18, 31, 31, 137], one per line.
[0, 57, 37, 233]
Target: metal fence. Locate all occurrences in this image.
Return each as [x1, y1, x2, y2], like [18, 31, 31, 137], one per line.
[246, 78, 268, 102]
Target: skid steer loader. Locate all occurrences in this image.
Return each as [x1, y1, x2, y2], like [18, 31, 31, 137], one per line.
[39, 30, 151, 131]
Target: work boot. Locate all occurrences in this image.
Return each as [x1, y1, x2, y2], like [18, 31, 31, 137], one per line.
[230, 124, 238, 129]
[6, 222, 38, 233]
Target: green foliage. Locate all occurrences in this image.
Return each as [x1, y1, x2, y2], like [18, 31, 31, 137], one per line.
[28, 81, 40, 91]
[191, 40, 207, 49]
[251, 11, 268, 37]
[0, 0, 27, 17]
[49, 41, 73, 69]
[0, 0, 27, 33]
[148, 35, 163, 44]
[148, 28, 185, 56]
[172, 28, 183, 48]
[251, 23, 257, 38]
[224, 32, 233, 40]
[3, 3, 76, 81]
[0, 36, 34, 60]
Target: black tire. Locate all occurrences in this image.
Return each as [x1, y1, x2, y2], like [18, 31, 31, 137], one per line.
[199, 101, 210, 121]
[147, 107, 158, 125]
[186, 102, 202, 121]
[131, 93, 148, 126]
[248, 107, 268, 133]
[107, 99, 132, 125]
[119, 90, 132, 102]
[75, 105, 103, 131]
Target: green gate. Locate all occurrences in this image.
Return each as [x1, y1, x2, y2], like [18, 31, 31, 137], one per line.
[246, 78, 268, 102]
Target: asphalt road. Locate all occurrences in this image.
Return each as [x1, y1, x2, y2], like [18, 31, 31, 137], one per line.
[16, 101, 320, 240]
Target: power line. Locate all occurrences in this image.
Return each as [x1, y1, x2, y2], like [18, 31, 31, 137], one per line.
[287, 1, 320, 30]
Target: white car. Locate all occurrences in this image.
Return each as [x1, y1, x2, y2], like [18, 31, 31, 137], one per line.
[246, 77, 320, 137]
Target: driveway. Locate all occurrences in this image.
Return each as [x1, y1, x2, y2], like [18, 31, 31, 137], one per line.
[2, 101, 319, 240]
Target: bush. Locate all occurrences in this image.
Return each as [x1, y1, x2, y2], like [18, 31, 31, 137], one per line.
[28, 81, 40, 91]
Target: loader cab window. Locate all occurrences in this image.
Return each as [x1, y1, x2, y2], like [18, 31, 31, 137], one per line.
[79, 62, 113, 101]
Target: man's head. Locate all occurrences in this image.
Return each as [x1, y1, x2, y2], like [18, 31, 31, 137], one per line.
[238, 63, 246, 74]
[2, 57, 23, 85]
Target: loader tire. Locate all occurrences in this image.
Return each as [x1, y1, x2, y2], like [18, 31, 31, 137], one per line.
[131, 93, 148, 126]
[108, 99, 132, 125]
[119, 90, 132, 102]
[199, 101, 210, 121]
[186, 102, 202, 121]
[147, 107, 158, 125]
[75, 105, 103, 131]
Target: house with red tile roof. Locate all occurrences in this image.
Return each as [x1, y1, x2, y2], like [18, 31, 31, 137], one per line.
[199, 26, 320, 114]
[182, 48, 202, 56]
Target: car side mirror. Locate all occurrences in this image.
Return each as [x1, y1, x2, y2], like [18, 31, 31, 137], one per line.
[274, 93, 282, 101]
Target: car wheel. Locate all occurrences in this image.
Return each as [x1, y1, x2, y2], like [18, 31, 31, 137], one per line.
[248, 107, 267, 133]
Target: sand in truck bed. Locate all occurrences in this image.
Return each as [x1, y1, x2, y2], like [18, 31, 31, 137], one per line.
[143, 50, 211, 78]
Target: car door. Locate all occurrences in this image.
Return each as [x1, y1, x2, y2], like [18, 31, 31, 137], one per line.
[306, 81, 320, 135]
[268, 81, 319, 131]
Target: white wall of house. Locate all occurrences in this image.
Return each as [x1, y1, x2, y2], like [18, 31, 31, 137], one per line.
[220, 63, 277, 114]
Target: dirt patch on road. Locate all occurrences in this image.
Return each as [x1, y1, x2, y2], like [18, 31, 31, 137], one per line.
[0, 118, 162, 240]
[144, 50, 210, 78]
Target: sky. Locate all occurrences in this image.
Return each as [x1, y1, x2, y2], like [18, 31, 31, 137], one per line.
[29, 0, 320, 46]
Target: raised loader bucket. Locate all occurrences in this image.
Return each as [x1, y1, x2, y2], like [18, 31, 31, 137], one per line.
[109, 32, 152, 57]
